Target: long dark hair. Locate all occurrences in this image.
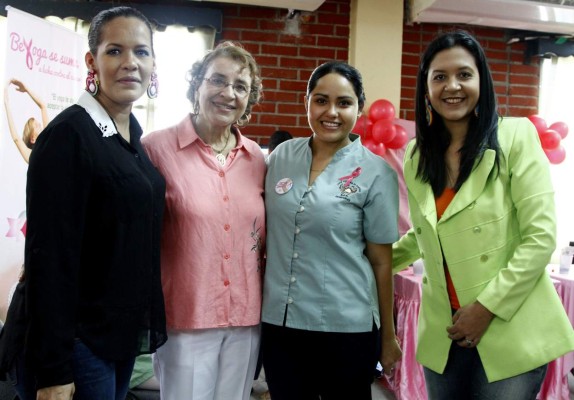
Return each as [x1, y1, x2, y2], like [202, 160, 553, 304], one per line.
[413, 30, 500, 195]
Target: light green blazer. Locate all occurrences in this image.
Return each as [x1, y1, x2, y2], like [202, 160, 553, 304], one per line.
[393, 117, 574, 382]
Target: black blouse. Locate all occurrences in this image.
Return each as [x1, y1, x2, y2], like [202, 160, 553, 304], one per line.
[25, 94, 166, 388]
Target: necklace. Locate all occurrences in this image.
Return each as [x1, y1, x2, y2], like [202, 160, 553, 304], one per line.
[210, 133, 231, 167]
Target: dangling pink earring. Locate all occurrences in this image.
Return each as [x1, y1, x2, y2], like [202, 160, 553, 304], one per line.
[425, 95, 433, 126]
[86, 70, 99, 96]
[147, 71, 158, 99]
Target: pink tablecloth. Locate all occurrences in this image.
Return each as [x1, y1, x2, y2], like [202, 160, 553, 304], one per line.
[383, 268, 573, 400]
[538, 271, 574, 400]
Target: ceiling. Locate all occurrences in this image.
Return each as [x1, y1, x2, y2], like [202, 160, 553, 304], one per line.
[407, 0, 574, 35]
[189, 0, 326, 11]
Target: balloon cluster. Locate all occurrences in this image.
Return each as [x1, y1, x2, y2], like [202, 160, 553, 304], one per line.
[527, 115, 569, 165]
[352, 99, 409, 157]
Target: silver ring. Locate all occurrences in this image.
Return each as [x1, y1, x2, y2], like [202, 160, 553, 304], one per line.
[465, 339, 473, 346]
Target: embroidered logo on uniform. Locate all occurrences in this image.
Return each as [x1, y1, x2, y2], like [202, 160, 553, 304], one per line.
[336, 167, 362, 201]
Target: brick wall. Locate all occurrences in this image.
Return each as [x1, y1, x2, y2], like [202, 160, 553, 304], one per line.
[217, 1, 540, 143]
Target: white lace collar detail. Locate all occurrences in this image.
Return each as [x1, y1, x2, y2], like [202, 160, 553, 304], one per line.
[76, 91, 118, 138]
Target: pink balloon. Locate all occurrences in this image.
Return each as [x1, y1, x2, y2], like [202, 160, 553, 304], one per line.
[544, 145, 566, 164]
[549, 121, 569, 139]
[352, 115, 373, 139]
[540, 129, 561, 150]
[372, 119, 396, 144]
[528, 115, 547, 135]
[385, 124, 410, 149]
[369, 99, 396, 122]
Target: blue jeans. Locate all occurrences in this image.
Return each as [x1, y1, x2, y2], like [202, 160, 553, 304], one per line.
[11, 338, 135, 400]
[424, 342, 547, 400]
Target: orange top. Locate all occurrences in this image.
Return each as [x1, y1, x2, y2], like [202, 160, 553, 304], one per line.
[435, 187, 460, 310]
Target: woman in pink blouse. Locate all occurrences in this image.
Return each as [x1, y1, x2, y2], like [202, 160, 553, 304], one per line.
[142, 41, 265, 400]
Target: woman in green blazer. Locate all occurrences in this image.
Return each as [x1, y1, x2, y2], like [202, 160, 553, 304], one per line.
[393, 30, 574, 399]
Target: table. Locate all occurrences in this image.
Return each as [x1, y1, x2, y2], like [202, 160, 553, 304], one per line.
[382, 267, 573, 400]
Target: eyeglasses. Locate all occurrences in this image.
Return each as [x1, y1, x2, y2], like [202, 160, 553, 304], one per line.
[204, 77, 251, 98]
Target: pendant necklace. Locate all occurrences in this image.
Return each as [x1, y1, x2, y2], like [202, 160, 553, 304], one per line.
[211, 133, 231, 167]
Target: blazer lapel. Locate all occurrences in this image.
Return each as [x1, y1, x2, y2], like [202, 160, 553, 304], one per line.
[441, 149, 496, 222]
[404, 148, 438, 228]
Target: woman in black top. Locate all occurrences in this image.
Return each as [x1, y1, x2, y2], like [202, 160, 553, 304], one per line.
[16, 6, 166, 400]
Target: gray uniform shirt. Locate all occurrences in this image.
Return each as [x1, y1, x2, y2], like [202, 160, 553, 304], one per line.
[262, 136, 399, 332]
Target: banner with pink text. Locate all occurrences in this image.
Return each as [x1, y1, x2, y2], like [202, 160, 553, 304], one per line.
[0, 7, 85, 319]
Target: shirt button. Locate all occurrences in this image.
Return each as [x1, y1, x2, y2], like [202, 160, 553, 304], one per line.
[307, 186, 313, 192]
[290, 276, 296, 283]
[224, 280, 230, 286]
[135, 154, 139, 158]
[224, 254, 230, 260]
[416, 227, 422, 234]
[422, 277, 428, 284]
[480, 255, 488, 262]
[299, 206, 305, 212]
[224, 224, 230, 231]
[287, 297, 293, 304]
[219, 171, 224, 177]
[293, 252, 299, 259]
[468, 202, 476, 210]
[295, 227, 301, 234]
[223, 195, 229, 202]
[473, 226, 481, 234]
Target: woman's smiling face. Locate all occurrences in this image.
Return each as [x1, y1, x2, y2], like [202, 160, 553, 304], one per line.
[196, 56, 253, 129]
[426, 45, 480, 130]
[305, 72, 360, 147]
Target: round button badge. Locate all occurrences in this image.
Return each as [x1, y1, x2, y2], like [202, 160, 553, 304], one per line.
[275, 178, 293, 194]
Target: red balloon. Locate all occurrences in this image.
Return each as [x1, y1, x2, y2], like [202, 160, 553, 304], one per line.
[372, 119, 396, 144]
[544, 145, 566, 164]
[370, 142, 387, 157]
[362, 137, 376, 151]
[540, 129, 561, 150]
[352, 114, 373, 139]
[385, 124, 410, 149]
[369, 99, 396, 122]
[527, 115, 547, 135]
[549, 121, 569, 139]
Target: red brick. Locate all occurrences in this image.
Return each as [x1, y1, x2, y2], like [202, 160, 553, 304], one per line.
[280, 57, 320, 69]
[279, 80, 308, 92]
[261, 44, 298, 57]
[263, 90, 299, 103]
[278, 103, 305, 114]
[263, 67, 299, 80]
[509, 85, 538, 97]
[241, 30, 279, 43]
[259, 114, 298, 125]
[225, 17, 258, 30]
[317, 36, 348, 48]
[299, 47, 337, 59]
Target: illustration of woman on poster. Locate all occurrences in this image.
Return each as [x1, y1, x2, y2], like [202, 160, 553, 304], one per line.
[4, 78, 49, 164]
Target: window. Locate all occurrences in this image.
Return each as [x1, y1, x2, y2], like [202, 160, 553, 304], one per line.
[135, 25, 214, 133]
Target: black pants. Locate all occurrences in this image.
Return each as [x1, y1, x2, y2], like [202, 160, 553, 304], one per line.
[261, 322, 378, 400]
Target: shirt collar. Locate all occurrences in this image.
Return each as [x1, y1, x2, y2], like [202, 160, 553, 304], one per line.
[176, 113, 260, 157]
[306, 133, 361, 160]
[76, 91, 118, 138]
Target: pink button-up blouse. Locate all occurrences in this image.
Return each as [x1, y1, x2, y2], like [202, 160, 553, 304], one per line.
[142, 115, 266, 330]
